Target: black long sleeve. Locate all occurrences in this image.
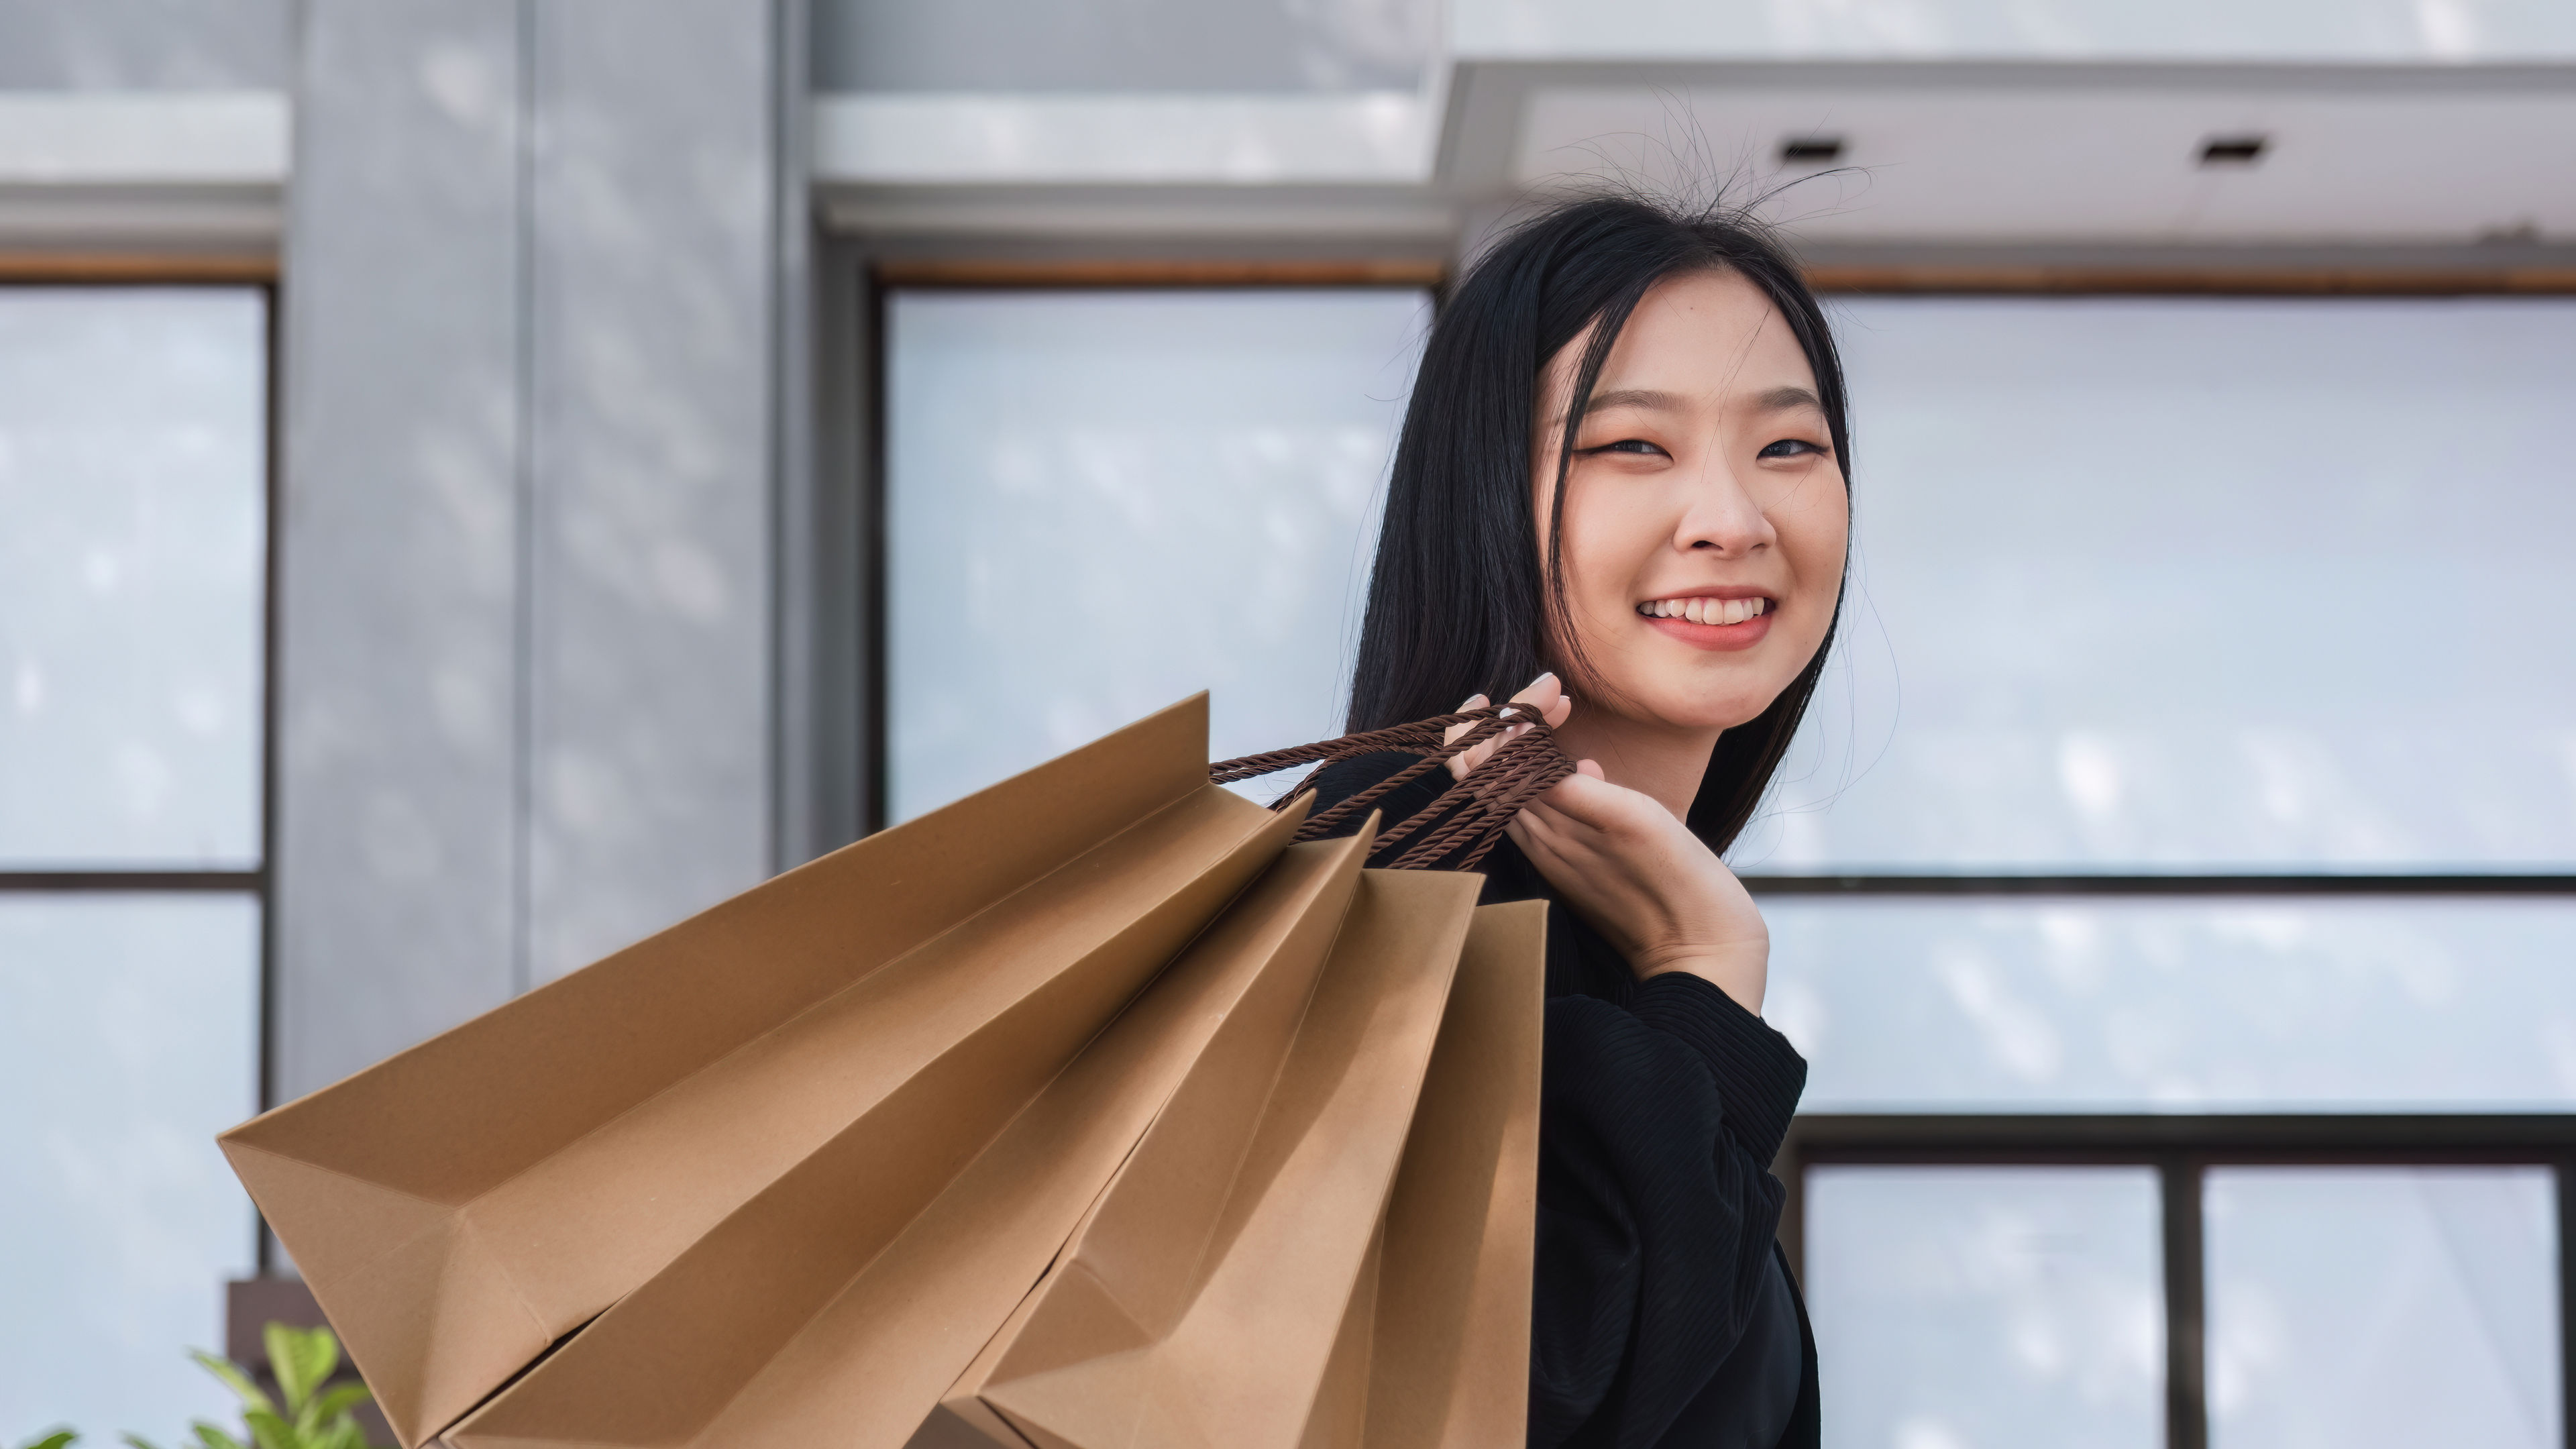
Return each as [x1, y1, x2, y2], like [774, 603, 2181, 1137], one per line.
[1305, 754, 1817, 1449]
[1532, 973, 1808, 1447]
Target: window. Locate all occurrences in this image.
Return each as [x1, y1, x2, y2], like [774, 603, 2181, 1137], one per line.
[0, 285, 269, 1437]
[847, 269, 2576, 1448]
[877, 280, 1430, 823]
[1768, 294, 2576, 1449]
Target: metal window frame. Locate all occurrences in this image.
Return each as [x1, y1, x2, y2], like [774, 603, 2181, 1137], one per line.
[1761, 272, 2576, 1449]
[808, 246, 2576, 1445]
[806, 246, 1448, 841]
[0, 264, 280, 1275]
[1780, 1114, 2576, 1449]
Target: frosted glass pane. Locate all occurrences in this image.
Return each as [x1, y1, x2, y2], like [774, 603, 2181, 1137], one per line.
[1741, 297, 2576, 870]
[887, 288, 1426, 822]
[2206, 1166, 2557, 1449]
[0, 894, 260, 1444]
[0, 288, 268, 867]
[1807, 1165, 2163, 1449]
[1766, 898, 2576, 1111]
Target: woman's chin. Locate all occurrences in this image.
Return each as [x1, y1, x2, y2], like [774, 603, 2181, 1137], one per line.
[1603, 688, 1774, 737]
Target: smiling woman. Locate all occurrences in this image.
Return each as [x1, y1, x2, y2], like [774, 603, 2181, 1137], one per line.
[1311, 195, 1852, 1449]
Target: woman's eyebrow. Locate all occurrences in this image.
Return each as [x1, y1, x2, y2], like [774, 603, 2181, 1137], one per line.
[1580, 385, 1821, 417]
[1580, 386, 1685, 415]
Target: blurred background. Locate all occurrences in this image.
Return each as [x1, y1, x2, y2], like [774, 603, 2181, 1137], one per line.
[4, 1, 2574, 1445]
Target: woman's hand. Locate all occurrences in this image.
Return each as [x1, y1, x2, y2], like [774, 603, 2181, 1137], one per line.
[1448, 676, 1770, 1015]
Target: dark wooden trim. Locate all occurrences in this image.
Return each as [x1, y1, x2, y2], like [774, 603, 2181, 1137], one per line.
[860, 265, 890, 835]
[256, 280, 282, 1117]
[799, 231, 870, 858]
[1806, 264, 2576, 297]
[2161, 1155, 2208, 1449]
[0, 252, 278, 284]
[1741, 872, 2576, 897]
[871, 257, 1447, 290]
[1790, 1112, 2576, 1159]
[2561, 1159, 2576, 1449]
[0, 870, 263, 892]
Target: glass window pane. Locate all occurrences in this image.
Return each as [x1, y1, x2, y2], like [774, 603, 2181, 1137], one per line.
[1740, 297, 2576, 871]
[886, 288, 1427, 822]
[1807, 1165, 2163, 1449]
[0, 287, 268, 867]
[2206, 1165, 2558, 1449]
[0, 894, 260, 1442]
[1766, 898, 2576, 1111]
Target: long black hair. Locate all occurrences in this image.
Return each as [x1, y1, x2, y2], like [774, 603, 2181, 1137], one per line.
[1346, 193, 1851, 853]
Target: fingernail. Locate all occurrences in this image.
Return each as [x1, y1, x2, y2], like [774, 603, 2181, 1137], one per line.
[1460, 693, 1487, 708]
[1535, 672, 1557, 687]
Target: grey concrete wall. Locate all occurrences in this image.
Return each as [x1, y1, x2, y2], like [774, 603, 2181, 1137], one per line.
[814, 0, 1433, 92]
[275, 0, 784, 1102]
[0, 0, 290, 89]
[526, 0, 777, 981]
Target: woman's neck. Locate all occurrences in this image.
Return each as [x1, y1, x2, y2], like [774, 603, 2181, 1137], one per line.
[1550, 708, 1720, 820]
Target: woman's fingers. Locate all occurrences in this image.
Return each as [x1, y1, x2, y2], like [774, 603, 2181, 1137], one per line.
[1533, 767, 1642, 832]
[1442, 694, 1489, 746]
[1444, 694, 1490, 780]
[1503, 672, 1562, 721]
[1449, 674, 1580, 784]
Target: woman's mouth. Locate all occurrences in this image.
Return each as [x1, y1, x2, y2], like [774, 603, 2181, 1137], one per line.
[1636, 593, 1774, 651]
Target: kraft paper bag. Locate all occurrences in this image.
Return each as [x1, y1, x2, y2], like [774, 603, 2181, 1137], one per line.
[221, 696, 1297, 1448]
[922, 868, 1492, 1449]
[1340, 900, 1545, 1449]
[440, 824, 1378, 1449]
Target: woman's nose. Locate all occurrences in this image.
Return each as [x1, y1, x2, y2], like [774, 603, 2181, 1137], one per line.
[1677, 464, 1776, 555]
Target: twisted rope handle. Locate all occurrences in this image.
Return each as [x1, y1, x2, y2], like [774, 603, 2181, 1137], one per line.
[1210, 704, 1578, 871]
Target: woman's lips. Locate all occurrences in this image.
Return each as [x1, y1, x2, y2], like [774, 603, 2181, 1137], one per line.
[1644, 611, 1774, 652]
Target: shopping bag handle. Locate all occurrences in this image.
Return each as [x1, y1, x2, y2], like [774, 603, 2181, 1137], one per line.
[1210, 704, 1576, 871]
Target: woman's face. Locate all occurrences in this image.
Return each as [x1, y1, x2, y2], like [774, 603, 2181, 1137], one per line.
[1536, 268, 1849, 733]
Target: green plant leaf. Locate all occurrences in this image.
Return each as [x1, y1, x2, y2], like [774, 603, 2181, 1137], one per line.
[185, 1423, 244, 1449]
[305, 1385, 371, 1427]
[237, 1411, 292, 1449]
[264, 1324, 337, 1417]
[186, 1352, 274, 1418]
[123, 1435, 164, 1449]
[21, 1431, 79, 1449]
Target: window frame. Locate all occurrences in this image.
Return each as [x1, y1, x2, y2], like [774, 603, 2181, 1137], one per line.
[816, 247, 2576, 1449]
[806, 247, 1446, 845]
[1780, 1113, 2576, 1449]
[1777, 264, 2576, 1449]
[0, 259, 282, 1273]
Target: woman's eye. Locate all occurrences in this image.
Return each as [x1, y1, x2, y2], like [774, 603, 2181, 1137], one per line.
[1589, 438, 1666, 457]
[1758, 438, 1825, 459]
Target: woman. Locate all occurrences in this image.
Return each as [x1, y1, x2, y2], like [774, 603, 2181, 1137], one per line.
[1308, 194, 1849, 1448]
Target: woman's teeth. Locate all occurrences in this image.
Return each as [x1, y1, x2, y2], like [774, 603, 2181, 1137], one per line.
[1639, 596, 1770, 626]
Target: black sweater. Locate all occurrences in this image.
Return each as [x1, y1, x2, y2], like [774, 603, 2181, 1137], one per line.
[1309, 755, 1819, 1449]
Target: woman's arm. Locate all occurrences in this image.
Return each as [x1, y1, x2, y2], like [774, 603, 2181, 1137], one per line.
[1532, 977, 1805, 1445]
[1448, 678, 1808, 1444]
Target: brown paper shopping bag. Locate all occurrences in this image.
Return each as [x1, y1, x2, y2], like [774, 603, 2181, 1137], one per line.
[221, 696, 1297, 1448]
[1323, 899, 1545, 1449]
[920, 869, 1511, 1449]
[439, 824, 1378, 1449]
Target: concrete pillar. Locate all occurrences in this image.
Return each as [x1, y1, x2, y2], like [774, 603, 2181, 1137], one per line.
[274, 0, 790, 1105]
